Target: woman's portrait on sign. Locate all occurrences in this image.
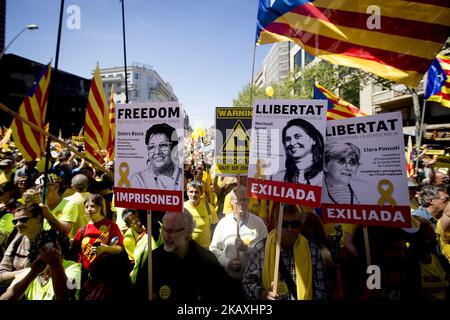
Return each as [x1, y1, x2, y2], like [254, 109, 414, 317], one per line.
[322, 141, 362, 204]
[272, 118, 324, 185]
[130, 123, 183, 190]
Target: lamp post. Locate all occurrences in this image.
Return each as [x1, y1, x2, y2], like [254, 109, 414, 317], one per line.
[120, 0, 129, 103]
[0, 24, 39, 59]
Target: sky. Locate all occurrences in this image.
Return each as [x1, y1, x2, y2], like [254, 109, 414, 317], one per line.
[4, 0, 271, 130]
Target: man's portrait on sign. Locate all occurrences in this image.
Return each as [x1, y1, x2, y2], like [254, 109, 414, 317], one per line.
[130, 123, 183, 190]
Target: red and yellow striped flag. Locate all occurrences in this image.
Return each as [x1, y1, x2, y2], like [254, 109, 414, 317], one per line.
[11, 63, 51, 161]
[256, 0, 450, 88]
[406, 135, 414, 178]
[313, 82, 367, 120]
[107, 84, 115, 161]
[84, 64, 109, 165]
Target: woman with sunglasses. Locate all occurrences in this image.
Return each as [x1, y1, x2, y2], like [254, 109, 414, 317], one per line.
[130, 123, 183, 190]
[322, 141, 362, 205]
[0, 203, 43, 293]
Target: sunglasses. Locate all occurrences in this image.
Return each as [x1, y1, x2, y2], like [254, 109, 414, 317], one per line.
[281, 220, 301, 229]
[12, 217, 30, 225]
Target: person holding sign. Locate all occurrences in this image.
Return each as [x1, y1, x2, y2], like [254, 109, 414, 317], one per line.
[242, 204, 326, 300]
[130, 123, 183, 190]
[322, 142, 361, 205]
[210, 186, 267, 299]
[272, 118, 324, 185]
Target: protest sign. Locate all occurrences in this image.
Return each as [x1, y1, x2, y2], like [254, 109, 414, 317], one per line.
[215, 107, 252, 176]
[321, 112, 410, 228]
[247, 99, 327, 207]
[114, 102, 184, 211]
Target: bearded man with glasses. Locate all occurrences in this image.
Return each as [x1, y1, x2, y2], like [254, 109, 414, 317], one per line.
[133, 210, 229, 301]
[130, 123, 183, 190]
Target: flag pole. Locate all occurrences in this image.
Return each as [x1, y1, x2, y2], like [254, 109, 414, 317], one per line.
[0, 103, 113, 179]
[272, 202, 284, 296]
[249, 42, 257, 108]
[147, 210, 153, 300]
[414, 99, 427, 177]
[121, 0, 129, 103]
[42, 0, 65, 204]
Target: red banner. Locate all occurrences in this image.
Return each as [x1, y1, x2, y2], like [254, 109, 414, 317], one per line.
[114, 187, 183, 212]
[247, 177, 322, 207]
[321, 204, 411, 228]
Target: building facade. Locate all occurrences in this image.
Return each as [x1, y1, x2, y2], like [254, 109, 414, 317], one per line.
[98, 62, 177, 104]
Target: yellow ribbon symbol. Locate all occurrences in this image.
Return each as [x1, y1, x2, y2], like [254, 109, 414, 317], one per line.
[118, 162, 131, 187]
[377, 179, 397, 206]
[253, 159, 266, 180]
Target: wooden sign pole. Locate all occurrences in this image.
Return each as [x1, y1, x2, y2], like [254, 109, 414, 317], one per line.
[272, 202, 284, 295]
[147, 210, 153, 301]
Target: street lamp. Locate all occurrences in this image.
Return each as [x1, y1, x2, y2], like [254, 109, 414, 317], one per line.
[0, 24, 39, 59]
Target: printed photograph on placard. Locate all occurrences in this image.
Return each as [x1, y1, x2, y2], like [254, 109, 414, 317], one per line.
[114, 102, 184, 211]
[321, 111, 411, 228]
[247, 99, 327, 207]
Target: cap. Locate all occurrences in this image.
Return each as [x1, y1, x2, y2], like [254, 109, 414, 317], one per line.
[0, 159, 13, 166]
[35, 173, 58, 186]
[50, 151, 60, 159]
[407, 177, 419, 187]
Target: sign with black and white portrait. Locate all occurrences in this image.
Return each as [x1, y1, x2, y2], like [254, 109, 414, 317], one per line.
[247, 99, 327, 207]
[114, 102, 184, 212]
[321, 111, 410, 228]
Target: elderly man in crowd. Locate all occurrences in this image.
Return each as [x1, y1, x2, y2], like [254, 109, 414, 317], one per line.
[210, 185, 267, 299]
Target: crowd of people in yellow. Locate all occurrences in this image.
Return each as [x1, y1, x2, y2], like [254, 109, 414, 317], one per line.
[0, 138, 449, 301]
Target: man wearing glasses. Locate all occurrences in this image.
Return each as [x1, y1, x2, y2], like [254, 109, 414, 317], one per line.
[242, 204, 326, 300]
[133, 211, 228, 301]
[130, 123, 183, 190]
[413, 185, 449, 231]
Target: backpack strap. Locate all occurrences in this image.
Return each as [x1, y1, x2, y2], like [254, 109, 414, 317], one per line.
[278, 254, 298, 300]
[10, 234, 25, 258]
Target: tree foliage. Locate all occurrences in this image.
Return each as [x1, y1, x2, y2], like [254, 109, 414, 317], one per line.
[233, 59, 395, 108]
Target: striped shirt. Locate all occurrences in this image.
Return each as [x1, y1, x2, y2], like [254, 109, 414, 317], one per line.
[242, 237, 326, 300]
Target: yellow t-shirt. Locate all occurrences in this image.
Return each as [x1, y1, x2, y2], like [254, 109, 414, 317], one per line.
[12, 261, 81, 300]
[184, 199, 218, 248]
[420, 254, 449, 300]
[437, 219, 450, 263]
[43, 198, 79, 239]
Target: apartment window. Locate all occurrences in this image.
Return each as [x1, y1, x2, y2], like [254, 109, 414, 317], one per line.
[134, 73, 139, 80]
[294, 51, 302, 70]
[305, 51, 315, 66]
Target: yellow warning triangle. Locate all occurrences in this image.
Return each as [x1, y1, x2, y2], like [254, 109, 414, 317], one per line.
[220, 120, 250, 154]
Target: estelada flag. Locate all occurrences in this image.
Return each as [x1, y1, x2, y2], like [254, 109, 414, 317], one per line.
[84, 64, 109, 165]
[255, 0, 450, 88]
[107, 84, 115, 161]
[313, 82, 366, 120]
[406, 135, 414, 178]
[424, 54, 450, 108]
[11, 63, 51, 161]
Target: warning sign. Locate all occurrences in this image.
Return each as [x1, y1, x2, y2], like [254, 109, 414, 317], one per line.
[215, 107, 252, 176]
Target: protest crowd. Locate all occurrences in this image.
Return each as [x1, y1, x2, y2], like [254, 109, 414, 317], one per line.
[0, 131, 449, 301]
